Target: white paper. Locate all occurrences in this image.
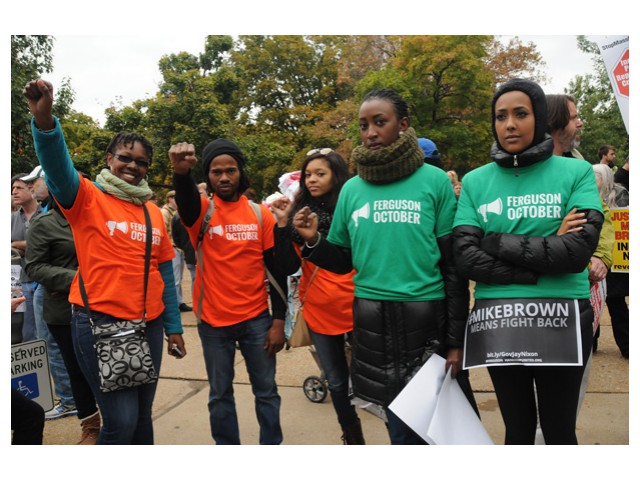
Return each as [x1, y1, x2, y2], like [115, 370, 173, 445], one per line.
[389, 354, 493, 445]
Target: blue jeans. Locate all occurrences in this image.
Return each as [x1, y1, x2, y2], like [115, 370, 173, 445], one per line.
[21, 281, 36, 342]
[198, 311, 282, 445]
[308, 329, 359, 428]
[72, 307, 163, 444]
[33, 285, 75, 408]
[48, 324, 98, 420]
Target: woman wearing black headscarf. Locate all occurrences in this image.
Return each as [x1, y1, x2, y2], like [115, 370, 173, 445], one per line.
[453, 79, 604, 444]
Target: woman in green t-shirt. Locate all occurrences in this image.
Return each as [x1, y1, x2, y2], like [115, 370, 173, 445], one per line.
[292, 88, 473, 444]
[453, 79, 604, 444]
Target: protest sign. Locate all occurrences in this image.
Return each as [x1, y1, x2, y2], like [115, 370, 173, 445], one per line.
[463, 298, 582, 369]
[611, 208, 629, 273]
[11, 263, 26, 313]
[590, 280, 606, 335]
[11, 339, 54, 411]
[595, 35, 629, 133]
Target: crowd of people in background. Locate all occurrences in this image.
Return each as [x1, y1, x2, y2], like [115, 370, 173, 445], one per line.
[11, 75, 629, 446]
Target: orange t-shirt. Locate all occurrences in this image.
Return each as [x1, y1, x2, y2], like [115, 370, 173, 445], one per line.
[61, 177, 175, 321]
[187, 195, 275, 327]
[296, 244, 355, 335]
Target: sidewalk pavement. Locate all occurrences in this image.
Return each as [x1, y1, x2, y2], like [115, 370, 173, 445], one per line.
[42, 310, 629, 446]
[42, 274, 629, 445]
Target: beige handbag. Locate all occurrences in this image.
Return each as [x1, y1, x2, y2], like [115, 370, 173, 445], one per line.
[288, 265, 319, 348]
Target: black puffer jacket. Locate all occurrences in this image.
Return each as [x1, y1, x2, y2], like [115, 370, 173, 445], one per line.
[453, 208, 603, 284]
[454, 135, 603, 282]
[309, 233, 469, 407]
[350, 298, 443, 406]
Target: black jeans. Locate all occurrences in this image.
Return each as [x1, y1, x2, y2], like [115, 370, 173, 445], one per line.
[308, 329, 359, 428]
[47, 323, 99, 420]
[488, 299, 593, 445]
[11, 389, 44, 444]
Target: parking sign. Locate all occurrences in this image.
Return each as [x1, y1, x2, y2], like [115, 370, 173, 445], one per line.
[11, 339, 54, 411]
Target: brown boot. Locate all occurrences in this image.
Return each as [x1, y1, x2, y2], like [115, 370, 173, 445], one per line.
[341, 418, 365, 445]
[77, 411, 100, 445]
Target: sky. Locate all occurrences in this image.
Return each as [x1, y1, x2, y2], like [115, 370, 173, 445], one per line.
[47, 35, 598, 127]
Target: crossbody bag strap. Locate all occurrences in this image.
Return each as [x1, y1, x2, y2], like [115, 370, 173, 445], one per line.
[141, 204, 152, 321]
[249, 201, 288, 305]
[196, 198, 215, 323]
[77, 272, 94, 324]
[299, 262, 320, 308]
[78, 204, 153, 324]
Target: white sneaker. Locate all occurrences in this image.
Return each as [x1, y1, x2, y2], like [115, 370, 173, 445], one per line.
[45, 402, 78, 420]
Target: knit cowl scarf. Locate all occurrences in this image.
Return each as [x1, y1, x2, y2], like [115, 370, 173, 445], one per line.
[96, 168, 154, 205]
[351, 127, 424, 184]
[289, 198, 333, 246]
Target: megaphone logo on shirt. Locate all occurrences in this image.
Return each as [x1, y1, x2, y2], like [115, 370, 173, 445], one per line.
[106, 220, 128, 236]
[477, 198, 503, 223]
[209, 224, 223, 239]
[351, 203, 370, 227]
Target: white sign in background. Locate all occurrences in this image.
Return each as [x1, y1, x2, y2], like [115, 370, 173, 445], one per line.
[11, 264, 26, 313]
[594, 35, 629, 133]
[11, 339, 54, 411]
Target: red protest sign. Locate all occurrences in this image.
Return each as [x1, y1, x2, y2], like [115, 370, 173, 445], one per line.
[613, 48, 629, 97]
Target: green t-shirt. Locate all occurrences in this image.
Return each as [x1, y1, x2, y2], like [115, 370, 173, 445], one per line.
[328, 164, 456, 301]
[453, 155, 603, 299]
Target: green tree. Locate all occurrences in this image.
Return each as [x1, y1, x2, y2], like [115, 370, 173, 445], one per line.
[566, 36, 629, 165]
[357, 36, 495, 175]
[58, 112, 111, 179]
[232, 36, 338, 138]
[13, 35, 553, 195]
[123, 47, 236, 191]
[350, 35, 548, 176]
[487, 36, 548, 86]
[200, 35, 234, 73]
[12, 35, 53, 174]
[11, 35, 78, 175]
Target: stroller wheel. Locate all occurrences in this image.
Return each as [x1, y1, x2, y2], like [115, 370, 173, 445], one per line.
[303, 375, 328, 403]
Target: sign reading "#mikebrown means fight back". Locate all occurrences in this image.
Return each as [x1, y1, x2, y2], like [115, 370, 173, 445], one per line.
[463, 298, 582, 369]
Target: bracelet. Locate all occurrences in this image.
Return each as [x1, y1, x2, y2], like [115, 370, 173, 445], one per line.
[305, 232, 321, 249]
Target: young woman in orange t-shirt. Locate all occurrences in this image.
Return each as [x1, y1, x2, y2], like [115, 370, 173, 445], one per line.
[271, 149, 363, 444]
[24, 78, 185, 445]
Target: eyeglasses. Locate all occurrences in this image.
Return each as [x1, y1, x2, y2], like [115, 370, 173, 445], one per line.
[306, 148, 333, 157]
[112, 153, 151, 169]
